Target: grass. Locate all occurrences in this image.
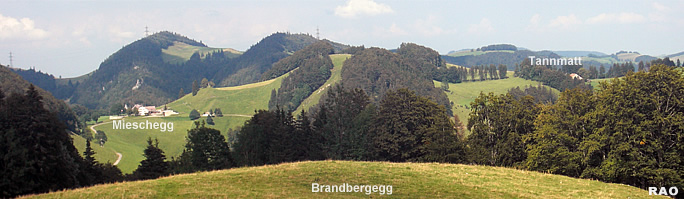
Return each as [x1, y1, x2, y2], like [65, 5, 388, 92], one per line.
[71, 134, 119, 164]
[92, 115, 248, 173]
[161, 42, 242, 64]
[26, 161, 659, 199]
[295, 54, 351, 114]
[616, 53, 640, 62]
[589, 78, 616, 89]
[437, 72, 559, 136]
[165, 71, 289, 116]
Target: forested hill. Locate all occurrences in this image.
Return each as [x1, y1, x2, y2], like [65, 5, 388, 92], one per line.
[70, 31, 210, 109]
[340, 43, 452, 115]
[443, 48, 560, 68]
[213, 33, 348, 87]
[265, 41, 335, 111]
[67, 31, 349, 109]
[0, 65, 81, 132]
[10, 68, 77, 100]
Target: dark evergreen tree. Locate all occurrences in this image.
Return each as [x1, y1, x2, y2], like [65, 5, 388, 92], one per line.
[189, 109, 200, 120]
[178, 88, 184, 99]
[192, 80, 199, 96]
[214, 108, 223, 117]
[131, 138, 169, 180]
[0, 85, 82, 197]
[498, 64, 507, 79]
[206, 115, 214, 125]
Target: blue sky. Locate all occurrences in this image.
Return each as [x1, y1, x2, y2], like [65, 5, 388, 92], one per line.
[1, 0, 682, 77]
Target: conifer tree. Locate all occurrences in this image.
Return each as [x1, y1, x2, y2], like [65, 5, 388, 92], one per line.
[206, 115, 214, 125]
[132, 138, 169, 180]
[192, 80, 199, 96]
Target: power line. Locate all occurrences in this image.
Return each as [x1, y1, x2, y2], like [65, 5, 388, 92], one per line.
[9, 52, 13, 67]
[145, 26, 149, 37]
[316, 26, 320, 40]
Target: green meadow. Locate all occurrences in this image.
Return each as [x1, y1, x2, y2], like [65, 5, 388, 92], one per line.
[92, 116, 248, 173]
[27, 161, 659, 199]
[165, 71, 289, 116]
[72, 134, 119, 164]
[161, 41, 242, 64]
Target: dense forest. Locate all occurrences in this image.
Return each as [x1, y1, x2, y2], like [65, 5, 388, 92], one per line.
[0, 65, 81, 132]
[10, 68, 78, 99]
[340, 43, 452, 115]
[0, 85, 121, 198]
[267, 41, 335, 111]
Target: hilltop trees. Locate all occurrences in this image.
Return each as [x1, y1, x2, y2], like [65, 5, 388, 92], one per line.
[266, 41, 335, 111]
[341, 45, 452, 115]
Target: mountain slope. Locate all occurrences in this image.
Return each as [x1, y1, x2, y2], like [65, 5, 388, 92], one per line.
[0, 65, 81, 131]
[213, 33, 349, 87]
[27, 161, 657, 198]
[71, 31, 211, 109]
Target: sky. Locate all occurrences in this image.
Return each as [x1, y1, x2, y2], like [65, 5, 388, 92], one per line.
[1, 0, 683, 77]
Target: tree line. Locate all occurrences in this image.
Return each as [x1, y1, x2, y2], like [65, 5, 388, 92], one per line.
[469, 64, 683, 192]
[0, 85, 122, 198]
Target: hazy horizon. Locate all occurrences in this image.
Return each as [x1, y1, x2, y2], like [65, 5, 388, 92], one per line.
[2, 0, 683, 77]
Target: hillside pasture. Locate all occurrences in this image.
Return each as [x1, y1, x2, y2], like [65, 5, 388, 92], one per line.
[295, 54, 351, 114]
[161, 41, 242, 64]
[27, 161, 659, 199]
[92, 115, 248, 173]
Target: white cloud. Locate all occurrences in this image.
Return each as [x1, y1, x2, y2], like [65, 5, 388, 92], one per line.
[652, 2, 669, 12]
[549, 14, 581, 29]
[108, 26, 135, 43]
[388, 23, 407, 35]
[586, 13, 646, 24]
[0, 14, 49, 40]
[468, 18, 494, 34]
[526, 14, 542, 31]
[335, 0, 394, 18]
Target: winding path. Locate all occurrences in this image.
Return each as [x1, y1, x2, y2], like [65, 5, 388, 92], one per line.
[89, 121, 122, 165]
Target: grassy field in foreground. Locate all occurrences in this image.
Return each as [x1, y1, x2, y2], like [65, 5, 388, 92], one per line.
[92, 116, 248, 173]
[437, 73, 558, 136]
[295, 54, 351, 114]
[26, 161, 658, 199]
